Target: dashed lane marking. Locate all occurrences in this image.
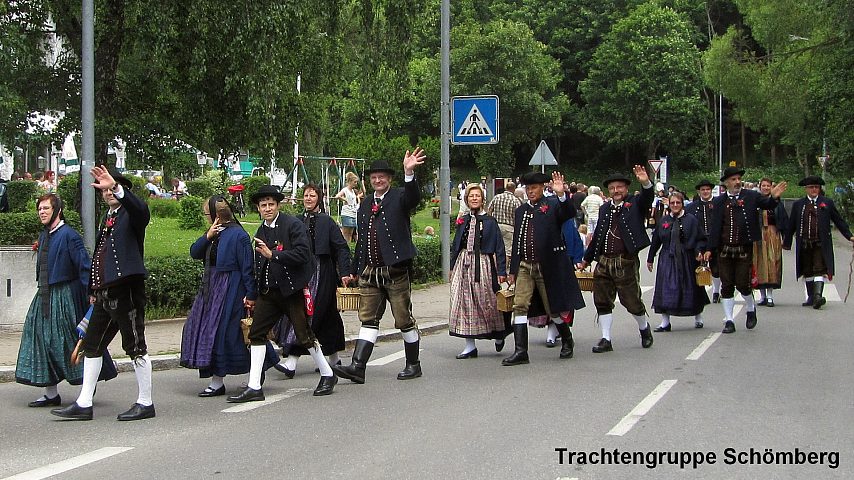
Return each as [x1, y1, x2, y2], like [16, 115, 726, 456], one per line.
[221, 388, 312, 413]
[687, 305, 742, 360]
[607, 380, 678, 436]
[2, 447, 133, 480]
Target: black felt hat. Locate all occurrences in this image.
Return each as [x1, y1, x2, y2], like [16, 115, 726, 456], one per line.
[720, 166, 746, 182]
[602, 173, 632, 188]
[695, 179, 715, 190]
[364, 160, 395, 178]
[250, 185, 285, 204]
[798, 176, 825, 187]
[520, 171, 551, 185]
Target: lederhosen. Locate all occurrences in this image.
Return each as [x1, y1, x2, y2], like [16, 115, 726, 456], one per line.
[593, 205, 646, 316]
[718, 197, 753, 298]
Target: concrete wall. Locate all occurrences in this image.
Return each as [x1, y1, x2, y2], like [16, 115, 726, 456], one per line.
[0, 246, 37, 326]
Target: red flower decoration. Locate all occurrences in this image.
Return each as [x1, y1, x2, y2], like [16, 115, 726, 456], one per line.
[819, 202, 827, 208]
[737, 199, 745, 207]
[31, 240, 39, 251]
[708, 204, 714, 209]
[455, 217, 465, 225]
[371, 203, 379, 214]
[105, 217, 116, 228]
[662, 222, 670, 229]
[539, 205, 549, 214]
[624, 202, 632, 208]
[275, 244, 284, 251]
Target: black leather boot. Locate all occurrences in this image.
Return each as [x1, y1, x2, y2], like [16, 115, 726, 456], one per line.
[332, 339, 373, 384]
[813, 281, 826, 309]
[802, 281, 815, 306]
[397, 340, 422, 380]
[501, 324, 529, 366]
[555, 322, 574, 359]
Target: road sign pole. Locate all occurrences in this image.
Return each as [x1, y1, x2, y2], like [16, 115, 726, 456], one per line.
[440, 0, 451, 280]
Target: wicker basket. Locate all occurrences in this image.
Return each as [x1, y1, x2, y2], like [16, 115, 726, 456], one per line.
[575, 270, 594, 292]
[496, 289, 515, 312]
[336, 287, 362, 312]
[695, 264, 712, 286]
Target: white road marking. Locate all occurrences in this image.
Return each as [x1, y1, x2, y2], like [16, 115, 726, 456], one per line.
[221, 388, 312, 413]
[607, 380, 678, 436]
[687, 333, 722, 360]
[824, 283, 841, 302]
[367, 349, 422, 366]
[2, 447, 133, 480]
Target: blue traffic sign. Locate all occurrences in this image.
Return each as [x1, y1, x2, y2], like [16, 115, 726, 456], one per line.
[451, 96, 499, 145]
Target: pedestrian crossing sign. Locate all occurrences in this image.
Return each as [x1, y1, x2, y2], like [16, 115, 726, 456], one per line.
[451, 96, 499, 145]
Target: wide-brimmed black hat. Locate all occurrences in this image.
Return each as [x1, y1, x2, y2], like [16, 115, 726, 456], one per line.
[720, 166, 746, 181]
[798, 176, 825, 187]
[520, 171, 550, 185]
[364, 160, 395, 178]
[695, 179, 715, 190]
[113, 173, 134, 190]
[602, 173, 632, 188]
[251, 185, 285, 204]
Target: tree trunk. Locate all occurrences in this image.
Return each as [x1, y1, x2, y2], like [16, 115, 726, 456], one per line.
[740, 121, 747, 167]
[624, 146, 631, 168]
[770, 143, 777, 167]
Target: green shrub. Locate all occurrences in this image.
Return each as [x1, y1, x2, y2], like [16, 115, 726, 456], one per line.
[240, 175, 271, 213]
[0, 210, 82, 245]
[5, 180, 38, 212]
[834, 181, 854, 227]
[57, 172, 80, 210]
[178, 195, 205, 229]
[145, 255, 204, 313]
[411, 235, 443, 284]
[125, 174, 147, 198]
[186, 178, 215, 199]
[148, 197, 181, 218]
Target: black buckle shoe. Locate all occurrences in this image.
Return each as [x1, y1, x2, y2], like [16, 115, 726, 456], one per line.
[592, 338, 613, 353]
[456, 348, 478, 359]
[640, 326, 654, 348]
[766, 298, 775, 307]
[273, 363, 295, 379]
[757, 298, 768, 306]
[722, 321, 736, 334]
[712, 293, 721, 303]
[653, 325, 671, 332]
[495, 339, 505, 352]
[559, 335, 574, 359]
[227, 387, 265, 403]
[50, 402, 93, 421]
[745, 311, 757, 329]
[29, 395, 61, 408]
[117, 403, 156, 421]
[313, 375, 338, 396]
[198, 385, 225, 397]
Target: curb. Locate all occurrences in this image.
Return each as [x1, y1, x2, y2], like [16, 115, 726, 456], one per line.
[0, 321, 448, 383]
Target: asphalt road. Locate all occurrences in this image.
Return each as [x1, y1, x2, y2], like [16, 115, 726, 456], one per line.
[1, 246, 852, 479]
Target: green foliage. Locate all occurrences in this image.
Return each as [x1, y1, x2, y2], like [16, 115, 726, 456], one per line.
[186, 178, 215, 199]
[239, 175, 271, 213]
[579, 3, 707, 160]
[147, 197, 181, 218]
[0, 210, 81, 245]
[5, 180, 38, 212]
[145, 256, 204, 312]
[56, 172, 80, 210]
[410, 235, 443, 284]
[833, 182, 854, 227]
[178, 196, 205, 230]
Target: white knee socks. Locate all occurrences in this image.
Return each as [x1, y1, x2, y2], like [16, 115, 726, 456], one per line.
[659, 314, 671, 328]
[133, 354, 153, 407]
[513, 314, 528, 325]
[546, 323, 558, 342]
[744, 293, 756, 312]
[722, 297, 735, 322]
[461, 338, 476, 355]
[247, 345, 266, 390]
[327, 352, 340, 366]
[712, 277, 721, 294]
[283, 354, 299, 371]
[358, 327, 380, 344]
[599, 314, 613, 341]
[43, 384, 59, 400]
[401, 329, 420, 344]
[76, 356, 103, 408]
[308, 345, 333, 377]
[209, 375, 224, 390]
[633, 314, 649, 330]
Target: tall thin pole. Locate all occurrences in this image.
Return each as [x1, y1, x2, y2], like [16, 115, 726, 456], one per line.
[718, 94, 723, 191]
[440, 0, 451, 280]
[292, 73, 301, 200]
[80, 0, 96, 251]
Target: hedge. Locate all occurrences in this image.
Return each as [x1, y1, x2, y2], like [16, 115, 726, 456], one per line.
[0, 210, 83, 245]
[239, 175, 271, 213]
[147, 197, 181, 218]
[178, 195, 205, 229]
[186, 178, 215, 199]
[5, 180, 38, 212]
[145, 256, 205, 311]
